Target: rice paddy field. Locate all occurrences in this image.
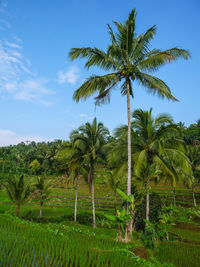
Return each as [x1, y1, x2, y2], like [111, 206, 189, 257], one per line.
[0, 177, 200, 266]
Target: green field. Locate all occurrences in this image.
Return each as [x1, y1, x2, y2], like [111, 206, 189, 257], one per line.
[0, 178, 200, 266]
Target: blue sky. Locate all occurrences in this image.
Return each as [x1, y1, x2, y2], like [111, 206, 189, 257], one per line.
[0, 0, 199, 146]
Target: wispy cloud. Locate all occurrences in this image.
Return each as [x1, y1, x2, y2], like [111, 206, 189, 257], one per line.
[0, 1, 9, 29]
[0, 40, 53, 104]
[0, 2, 54, 106]
[58, 66, 79, 85]
[0, 129, 52, 146]
[5, 41, 22, 49]
[15, 79, 53, 101]
[0, 0, 7, 13]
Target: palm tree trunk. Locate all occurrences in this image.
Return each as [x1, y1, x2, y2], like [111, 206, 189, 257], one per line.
[89, 161, 96, 228]
[16, 201, 20, 217]
[192, 185, 196, 207]
[74, 176, 78, 222]
[126, 81, 133, 241]
[127, 82, 132, 197]
[114, 191, 117, 215]
[91, 176, 96, 228]
[40, 201, 43, 218]
[146, 176, 150, 221]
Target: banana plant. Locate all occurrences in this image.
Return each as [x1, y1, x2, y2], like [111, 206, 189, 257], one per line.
[105, 209, 131, 239]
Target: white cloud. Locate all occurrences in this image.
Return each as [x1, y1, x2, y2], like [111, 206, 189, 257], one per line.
[15, 79, 53, 101]
[0, 3, 54, 106]
[5, 41, 22, 49]
[0, 40, 53, 105]
[0, 129, 52, 147]
[58, 66, 79, 85]
[0, 40, 29, 83]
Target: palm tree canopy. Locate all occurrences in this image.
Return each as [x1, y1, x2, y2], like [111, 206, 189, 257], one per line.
[69, 118, 109, 191]
[3, 175, 31, 204]
[70, 117, 110, 161]
[33, 177, 52, 202]
[69, 9, 190, 105]
[107, 109, 192, 187]
[132, 109, 192, 187]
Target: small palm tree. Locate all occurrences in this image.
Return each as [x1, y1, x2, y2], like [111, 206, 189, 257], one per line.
[32, 177, 52, 217]
[106, 170, 124, 214]
[69, 9, 190, 225]
[70, 118, 109, 228]
[57, 143, 86, 222]
[3, 175, 31, 217]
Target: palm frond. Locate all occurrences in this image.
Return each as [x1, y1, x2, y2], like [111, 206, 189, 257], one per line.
[131, 26, 157, 62]
[136, 71, 178, 101]
[73, 73, 120, 102]
[138, 48, 190, 72]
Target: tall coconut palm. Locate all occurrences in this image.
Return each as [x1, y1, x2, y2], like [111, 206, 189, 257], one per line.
[132, 109, 192, 220]
[70, 118, 109, 228]
[3, 175, 31, 217]
[69, 9, 190, 230]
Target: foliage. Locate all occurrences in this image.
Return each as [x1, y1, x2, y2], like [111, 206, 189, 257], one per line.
[29, 159, 41, 175]
[105, 209, 131, 238]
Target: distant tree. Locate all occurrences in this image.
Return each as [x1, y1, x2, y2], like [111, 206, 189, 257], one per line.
[29, 159, 41, 175]
[184, 120, 200, 145]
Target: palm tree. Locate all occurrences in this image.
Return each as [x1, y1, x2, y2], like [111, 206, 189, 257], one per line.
[105, 170, 125, 215]
[32, 177, 52, 218]
[57, 143, 86, 222]
[186, 145, 200, 206]
[132, 109, 192, 220]
[70, 118, 109, 228]
[3, 175, 31, 217]
[69, 9, 190, 230]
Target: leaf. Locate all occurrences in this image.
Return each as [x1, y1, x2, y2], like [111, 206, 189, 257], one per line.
[117, 188, 129, 202]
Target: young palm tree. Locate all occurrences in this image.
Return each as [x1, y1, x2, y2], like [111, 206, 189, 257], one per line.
[3, 175, 31, 217]
[69, 9, 190, 232]
[32, 177, 52, 218]
[70, 118, 109, 228]
[132, 109, 192, 220]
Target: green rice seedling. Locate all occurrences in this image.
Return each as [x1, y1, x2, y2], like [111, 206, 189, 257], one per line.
[155, 241, 200, 267]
